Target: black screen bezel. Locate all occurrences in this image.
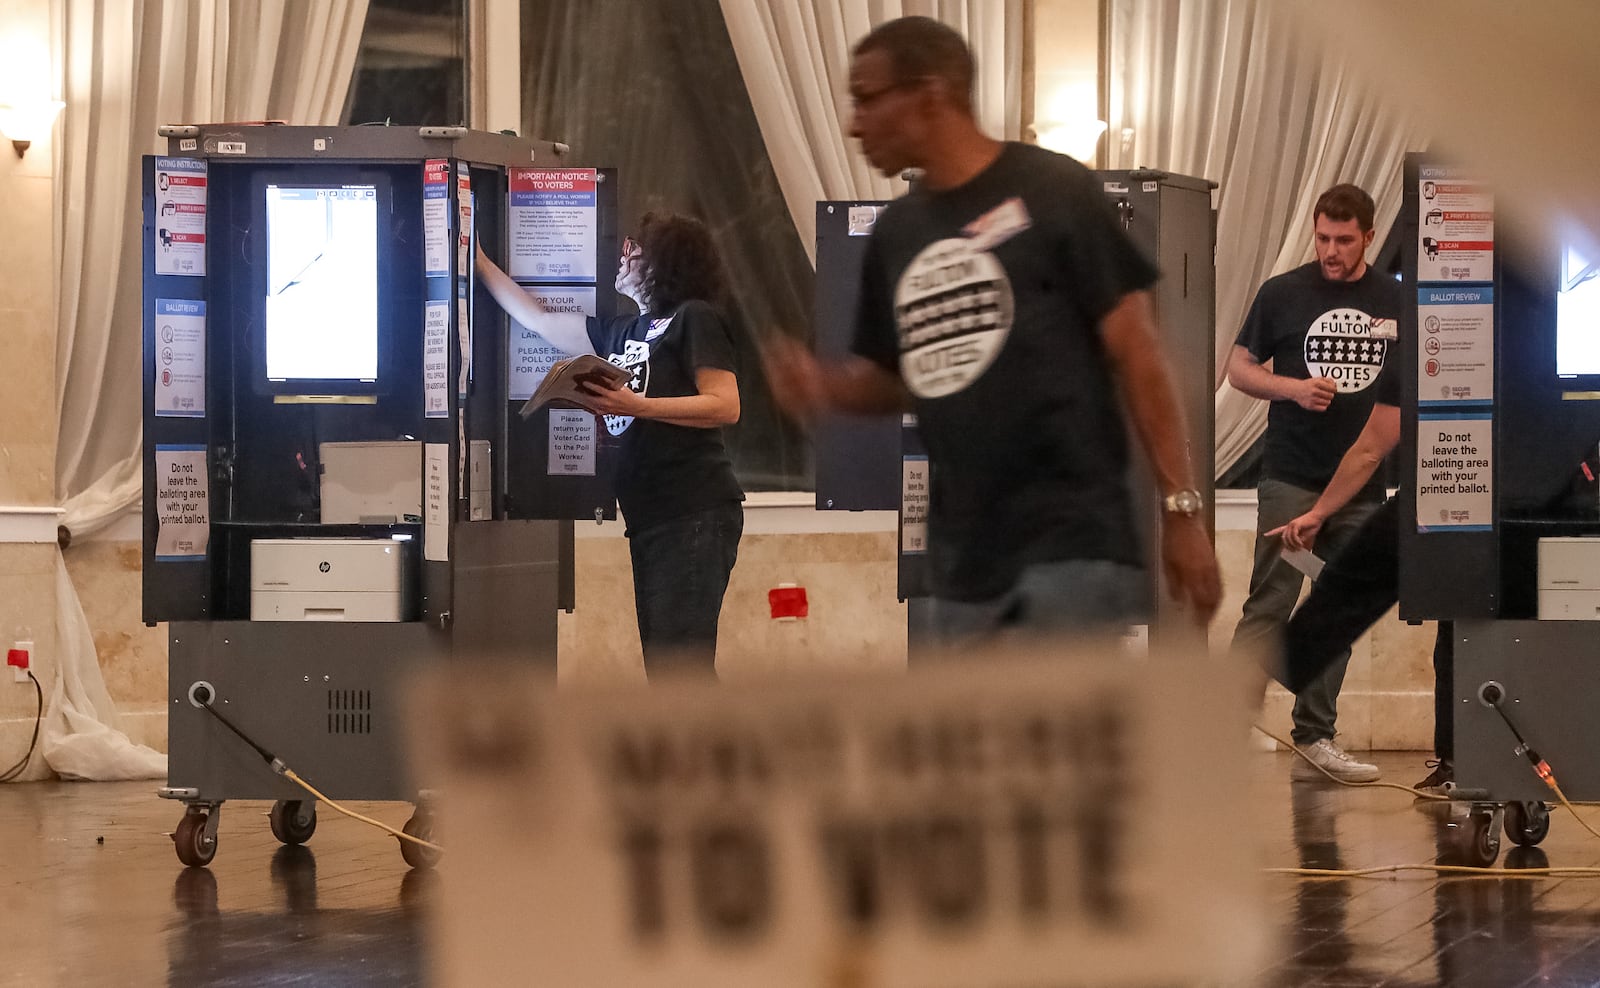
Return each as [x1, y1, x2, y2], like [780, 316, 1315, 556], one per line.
[250, 167, 396, 397]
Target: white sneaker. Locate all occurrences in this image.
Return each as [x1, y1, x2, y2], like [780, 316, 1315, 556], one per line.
[1290, 738, 1381, 783]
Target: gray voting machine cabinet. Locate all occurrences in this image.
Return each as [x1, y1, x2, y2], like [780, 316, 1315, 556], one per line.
[1400, 153, 1600, 865]
[143, 124, 619, 868]
[812, 169, 1217, 650]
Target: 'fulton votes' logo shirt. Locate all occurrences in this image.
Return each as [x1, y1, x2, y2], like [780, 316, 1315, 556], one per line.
[1234, 261, 1407, 491]
[598, 313, 677, 436]
[1302, 308, 1394, 393]
[893, 196, 1032, 399]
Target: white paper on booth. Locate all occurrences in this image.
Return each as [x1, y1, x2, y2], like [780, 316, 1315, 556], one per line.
[547, 409, 596, 477]
[508, 168, 599, 282]
[508, 286, 597, 400]
[1417, 285, 1495, 405]
[153, 299, 206, 417]
[424, 159, 450, 276]
[1417, 167, 1494, 282]
[154, 445, 209, 560]
[153, 157, 207, 276]
[1417, 414, 1494, 531]
[424, 301, 449, 418]
[902, 455, 929, 553]
[425, 442, 450, 562]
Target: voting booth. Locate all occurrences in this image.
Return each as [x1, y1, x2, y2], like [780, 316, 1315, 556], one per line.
[143, 124, 621, 867]
[1398, 153, 1600, 864]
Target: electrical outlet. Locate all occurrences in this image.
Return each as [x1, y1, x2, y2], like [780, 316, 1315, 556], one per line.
[7, 643, 30, 683]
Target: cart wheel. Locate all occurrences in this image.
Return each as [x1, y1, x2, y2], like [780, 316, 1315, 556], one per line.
[269, 799, 317, 846]
[1465, 810, 1501, 868]
[174, 811, 217, 868]
[400, 811, 442, 870]
[1505, 801, 1551, 847]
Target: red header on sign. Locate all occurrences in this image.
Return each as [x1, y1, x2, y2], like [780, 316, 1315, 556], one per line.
[424, 159, 449, 184]
[510, 168, 599, 193]
[163, 175, 206, 188]
[1434, 240, 1494, 251]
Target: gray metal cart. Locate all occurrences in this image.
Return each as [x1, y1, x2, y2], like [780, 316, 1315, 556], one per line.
[1399, 153, 1600, 865]
[143, 125, 620, 867]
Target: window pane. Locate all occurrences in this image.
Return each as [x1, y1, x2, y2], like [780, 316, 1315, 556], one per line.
[520, 0, 814, 491]
[344, 0, 466, 127]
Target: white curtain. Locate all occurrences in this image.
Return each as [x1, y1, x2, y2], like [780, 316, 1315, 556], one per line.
[26, 0, 368, 783]
[1106, 0, 1429, 478]
[718, 0, 1025, 266]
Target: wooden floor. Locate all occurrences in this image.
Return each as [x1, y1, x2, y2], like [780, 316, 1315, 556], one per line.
[9, 751, 1600, 986]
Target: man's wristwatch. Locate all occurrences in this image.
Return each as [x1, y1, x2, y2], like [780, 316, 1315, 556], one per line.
[1162, 488, 1205, 517]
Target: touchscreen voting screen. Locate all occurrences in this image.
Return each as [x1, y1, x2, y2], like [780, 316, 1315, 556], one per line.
[265, 184, 380, 383]
[1558, 241, 1600, 378]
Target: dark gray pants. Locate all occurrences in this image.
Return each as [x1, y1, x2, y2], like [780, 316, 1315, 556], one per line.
[1231, 479, 1382, 745]
[628, 502, 743, 677]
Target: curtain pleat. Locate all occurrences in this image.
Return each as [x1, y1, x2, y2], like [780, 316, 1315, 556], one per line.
[718, 0, 1024, 266]
[1107, 0, 1429, 478]
[34, 0, 370, 782]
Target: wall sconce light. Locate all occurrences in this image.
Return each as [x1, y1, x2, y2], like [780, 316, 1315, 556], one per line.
[0, 99, 66, 157]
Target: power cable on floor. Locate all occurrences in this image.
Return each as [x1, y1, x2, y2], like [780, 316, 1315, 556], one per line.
[0, 671, 43, 783]
[191, 684, 442, 854]
[1253, 724, 1449, 800]
[1254, 723, 1600, 879]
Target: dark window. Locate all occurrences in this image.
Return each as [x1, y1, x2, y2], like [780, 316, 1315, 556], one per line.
[344, 0, 467, 127]
[521, 0, 813, 490]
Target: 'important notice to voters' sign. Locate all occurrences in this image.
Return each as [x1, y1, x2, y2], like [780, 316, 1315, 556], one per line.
[508, 168, 599, 283]
[409, 653, 1265, 988]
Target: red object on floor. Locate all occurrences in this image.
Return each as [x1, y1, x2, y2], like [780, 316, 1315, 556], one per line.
[768, 586, 809, 619]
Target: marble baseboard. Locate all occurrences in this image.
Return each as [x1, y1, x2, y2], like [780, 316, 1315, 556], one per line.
[119, 708, 169, 755]
[1259, 685, 1433, 752]
[0, 707, 170, 780]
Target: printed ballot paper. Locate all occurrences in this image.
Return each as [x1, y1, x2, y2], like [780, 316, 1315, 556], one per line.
[405, 648, 1267, 988]
[517, 353, 633, 418]
[1281, 547, 1326, 580]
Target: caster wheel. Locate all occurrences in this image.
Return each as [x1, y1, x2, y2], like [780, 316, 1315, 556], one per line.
[1464, 811, 1501, 868]
[1505, 802, 1551, 847]
[400, 811, 442, 870]
[269, 799, 317, 846]
[174, 811, 217, 868]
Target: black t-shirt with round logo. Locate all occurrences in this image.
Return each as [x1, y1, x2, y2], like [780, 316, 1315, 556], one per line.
[851, 142, 1160, 603]
[1235, 262, 1406, 497]
[586, 299, 744, 535]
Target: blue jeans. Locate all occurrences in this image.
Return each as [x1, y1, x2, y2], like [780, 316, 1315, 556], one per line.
[628, 502, 743, 677]
[926, 559, 1150, 650]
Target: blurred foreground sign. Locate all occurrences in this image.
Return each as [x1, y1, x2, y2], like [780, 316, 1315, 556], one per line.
[409, 651, 1265, 987]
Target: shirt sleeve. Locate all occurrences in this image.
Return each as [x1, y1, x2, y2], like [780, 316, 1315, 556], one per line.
[1373, 349, 1401, 407]
[1057, 161, 1161, 325]
[849, 232, 901, 373]
[677, 301, 739, 376]
[1234, 285, 1276, 362]
[585, 315, 609, 355]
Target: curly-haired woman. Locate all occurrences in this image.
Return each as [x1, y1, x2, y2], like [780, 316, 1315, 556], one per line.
[477, 212, 744, 677]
